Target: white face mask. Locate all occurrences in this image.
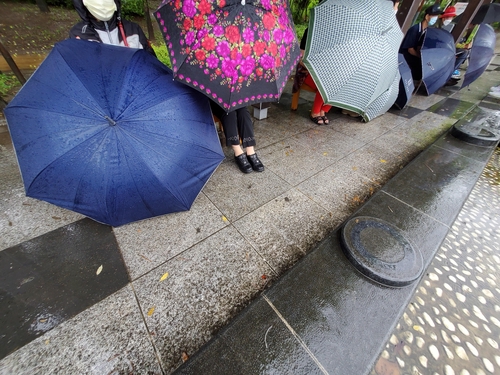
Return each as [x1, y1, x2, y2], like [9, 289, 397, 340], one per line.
[443, 19, 452, 26]
[428, 16, 438, 26]
[83, 0, 117, 21]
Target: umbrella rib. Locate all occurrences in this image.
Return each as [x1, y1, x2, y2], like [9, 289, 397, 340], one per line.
[115, 129, 193, 210]
[117, 123, 222, 156]
[8, 105, 109, 124]
[117, 82, 200, 120]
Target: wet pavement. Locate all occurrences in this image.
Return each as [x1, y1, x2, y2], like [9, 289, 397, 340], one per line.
[1, 44, 500, 374]
[371, 149, 500, 375]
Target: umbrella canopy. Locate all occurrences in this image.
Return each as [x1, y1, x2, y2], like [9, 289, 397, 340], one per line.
[302, 0, 403, 122]
[453, 3, 500, 25]
[420, 27, 456, 96]
[462, 24, 496, 88]
[155, 0, 301, 111]
[4, 39, 224, 227]
[393, 53, 414, 110]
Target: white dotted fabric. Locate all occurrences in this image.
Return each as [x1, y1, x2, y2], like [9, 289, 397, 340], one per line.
[303, 0, 403, 120]
[364, 70, 400, 121]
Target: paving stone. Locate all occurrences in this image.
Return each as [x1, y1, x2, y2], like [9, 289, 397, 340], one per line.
[0, 286, 162, 375]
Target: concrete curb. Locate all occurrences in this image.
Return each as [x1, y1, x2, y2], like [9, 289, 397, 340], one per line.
[172, 106, 499, 375]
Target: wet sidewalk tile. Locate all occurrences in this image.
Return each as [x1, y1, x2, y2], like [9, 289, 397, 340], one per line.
[0, 219, 128, 360]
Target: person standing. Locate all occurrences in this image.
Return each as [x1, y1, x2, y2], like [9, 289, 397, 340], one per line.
[399, 4, 443, 81]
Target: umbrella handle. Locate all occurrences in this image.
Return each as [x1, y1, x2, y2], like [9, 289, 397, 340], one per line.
[118, 20, 130, 47]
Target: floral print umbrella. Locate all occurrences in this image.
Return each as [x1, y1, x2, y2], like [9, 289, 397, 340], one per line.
[156, 0, 301, 111]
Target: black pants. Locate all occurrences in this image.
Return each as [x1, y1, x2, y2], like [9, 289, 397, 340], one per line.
[405, 53, 422, 81]
[455, 49, 469, 70]
[210, 101, 256, 148]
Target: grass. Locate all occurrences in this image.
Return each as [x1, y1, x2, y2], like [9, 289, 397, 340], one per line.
[0, 73, 21, 98]
[152, 42, 171, 68]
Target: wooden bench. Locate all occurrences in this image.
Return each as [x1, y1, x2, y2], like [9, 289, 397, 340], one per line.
[291, 82, 316, 111]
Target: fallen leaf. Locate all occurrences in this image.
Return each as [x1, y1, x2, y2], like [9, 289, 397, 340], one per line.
[323, 152, 328, 156]
[147, 307, 155, 316]
[39, 318, 47, 323]
[45, 340, 50, 345]
[160, 272, 169, 282]
[380, 159, 387, 163]
[181, 352, 189, 362]
[222, 216, 228, 222]
[52, 216, 61, 220]
[96, 265, 103, 275]
[261, 274, 267, 280]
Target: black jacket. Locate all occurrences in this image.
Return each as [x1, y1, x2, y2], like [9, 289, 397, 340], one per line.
[69, 0, 155, 55]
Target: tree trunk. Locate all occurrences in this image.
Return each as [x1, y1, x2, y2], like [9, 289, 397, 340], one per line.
[144, 0, 155, 42]
[36, 0, 50, 13]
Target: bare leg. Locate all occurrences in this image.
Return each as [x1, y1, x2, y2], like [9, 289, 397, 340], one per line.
[232, 145, 244, 157]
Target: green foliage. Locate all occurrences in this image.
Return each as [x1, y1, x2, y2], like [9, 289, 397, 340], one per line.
[152, 43, 171, 68]
[121, 0, 144, 18]
[45, 0, 74, 8]
[295, 23, 308, 42]
[0, 73, 21, 98]
[290, 0, 318, 25]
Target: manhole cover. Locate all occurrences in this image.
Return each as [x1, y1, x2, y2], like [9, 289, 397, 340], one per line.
[340, 217, 423, 288]
[451, 122, 500, 146]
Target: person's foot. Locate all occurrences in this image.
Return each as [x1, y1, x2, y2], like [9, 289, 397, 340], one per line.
[320, 111, 329, 124]
[451, 69, 461, 79]
[247, 153, 265, 172]
[341, 109, 360, 118]
[235, 153, 253, 173]
[310, 115, 325, 125]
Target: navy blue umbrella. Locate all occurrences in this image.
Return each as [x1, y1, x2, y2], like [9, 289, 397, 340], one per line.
[393, 53, 414, 110]
[453, 3, 500, 25]
[421, 28, 456, 96]
[4, 39, 224, 227]
[462, 24, 496, 88]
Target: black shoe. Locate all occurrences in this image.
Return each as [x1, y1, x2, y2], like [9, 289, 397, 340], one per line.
[235, 153, 252, 173]
[247, 153, 264, 172]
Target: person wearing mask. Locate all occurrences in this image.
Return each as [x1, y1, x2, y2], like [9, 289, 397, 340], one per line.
[439, 5, 456, 31]
[399, 4, 443, 82]
[69, 0, 155, 55]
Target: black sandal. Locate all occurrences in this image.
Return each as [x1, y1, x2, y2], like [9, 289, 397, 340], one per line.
[310, 115, 325, 125]
[321, 115, 329, 124]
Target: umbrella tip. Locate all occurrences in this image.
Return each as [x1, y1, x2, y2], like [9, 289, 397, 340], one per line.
[105, 116, 117, 126]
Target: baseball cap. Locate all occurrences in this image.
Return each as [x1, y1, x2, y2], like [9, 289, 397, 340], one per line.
[425, 4, 444, 16]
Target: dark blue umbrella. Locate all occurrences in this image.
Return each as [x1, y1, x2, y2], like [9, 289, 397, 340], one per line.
[462, 24, 496, 88]
[453, 3, 500, 25]
[421, 28, 456, 96]
[4, 39, 224, 227]
[393, 53, 414, 110]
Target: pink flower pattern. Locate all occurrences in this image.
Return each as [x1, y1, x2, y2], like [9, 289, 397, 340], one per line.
[156, 0, 300, 110]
